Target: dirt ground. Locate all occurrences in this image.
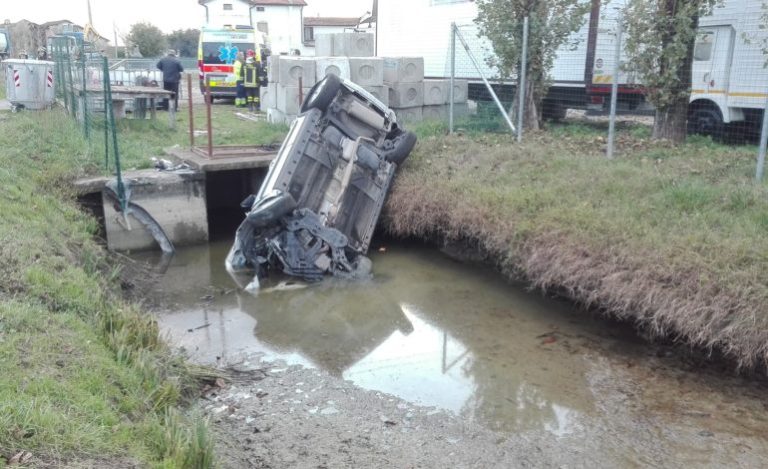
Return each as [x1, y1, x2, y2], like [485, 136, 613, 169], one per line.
[203, 359, 563, 469]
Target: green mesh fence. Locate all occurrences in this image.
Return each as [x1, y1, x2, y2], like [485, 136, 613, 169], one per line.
[50, 36, 125, 207]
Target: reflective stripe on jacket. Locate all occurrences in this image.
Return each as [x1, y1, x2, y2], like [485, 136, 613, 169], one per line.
[244, 63, 259, 87]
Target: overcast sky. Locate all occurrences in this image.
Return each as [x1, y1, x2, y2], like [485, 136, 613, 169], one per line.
[2, 0, 372, 44]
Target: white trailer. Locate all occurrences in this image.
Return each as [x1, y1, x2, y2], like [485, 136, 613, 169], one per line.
[376, 0, 602, 117]
[377, 0, 768, 134]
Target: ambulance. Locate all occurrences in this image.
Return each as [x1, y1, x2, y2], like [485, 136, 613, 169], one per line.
[198, 25, 267, 99]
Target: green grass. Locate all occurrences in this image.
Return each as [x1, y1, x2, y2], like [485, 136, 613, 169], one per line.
[386, 125, 768, 369]
[0, 108, 216, 467]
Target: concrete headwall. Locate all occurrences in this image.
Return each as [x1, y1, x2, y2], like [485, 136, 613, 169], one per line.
[103, 170, 208, 252]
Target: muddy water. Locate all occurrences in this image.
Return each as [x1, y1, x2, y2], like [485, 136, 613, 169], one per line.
[138, 241, 768, 466]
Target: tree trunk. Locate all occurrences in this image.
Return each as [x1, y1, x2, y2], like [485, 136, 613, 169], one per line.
[652, 97, 689, 142]
[511, 78, 541, 131]
[652, 0, 699, 143]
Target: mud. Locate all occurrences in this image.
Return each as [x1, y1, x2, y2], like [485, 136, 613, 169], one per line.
[136, 241, 768, 468]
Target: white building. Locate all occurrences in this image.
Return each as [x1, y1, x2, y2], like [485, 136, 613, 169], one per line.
[199, 0, 307, 55]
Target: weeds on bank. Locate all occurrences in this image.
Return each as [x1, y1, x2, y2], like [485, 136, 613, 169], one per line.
[0, 108, 216, 467]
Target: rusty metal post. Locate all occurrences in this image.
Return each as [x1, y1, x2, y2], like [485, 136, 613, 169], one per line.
[206, 75, 213, 158]
[187, 74, 195, 148]
[298, 76, 303, 107]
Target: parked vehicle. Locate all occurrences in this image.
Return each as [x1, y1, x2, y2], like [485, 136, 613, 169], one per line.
[226, 74, 417, 290]
[0, 28, 11, 60]
[377, 0, 768, 135]
[198, 25, 266, 99]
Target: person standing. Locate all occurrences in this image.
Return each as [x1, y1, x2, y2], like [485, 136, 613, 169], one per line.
[243, 50, 261, 112]
[233, 51, 246, 108]
[156, 49, 183, 111]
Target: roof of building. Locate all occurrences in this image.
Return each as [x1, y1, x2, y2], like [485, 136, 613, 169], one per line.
[303, 16, 360, 27]
[198, 0, 307, 5]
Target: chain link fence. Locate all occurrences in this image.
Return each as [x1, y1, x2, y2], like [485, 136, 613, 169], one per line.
[427, 10, 768, 180]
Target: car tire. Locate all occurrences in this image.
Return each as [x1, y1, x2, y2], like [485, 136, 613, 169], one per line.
[300, 73, 342, 113]
[383, 130, 417, 166]
[245, 191, 297, 228]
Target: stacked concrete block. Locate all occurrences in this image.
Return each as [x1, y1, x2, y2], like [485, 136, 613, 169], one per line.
[450, 79, 469, 103]
[383, 57, 425, 84]
[314, 32, 374, 57]
[278, 57, 316, 87]
[260, 82, 277, 110]
[315, 57, 351, 80]
[267, 56, 280, 84]
[277, 86, 312, 115]
[383, 57, 425, 119]
[267, 107, 292, 125]
[333, 33, 374, 57]
[388, 82, 423, 109]
[422, 103, 470, 122]
[423, 79, 449, 106]
[349, 58, 384, 87]
[363, 86, 389, 107]
[394, 106, 423, 124]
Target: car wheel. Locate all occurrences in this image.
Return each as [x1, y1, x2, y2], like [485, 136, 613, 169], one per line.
[300, 73, 341, 113]
[383, 130, 417, 166]
[245, 191, 297, 228]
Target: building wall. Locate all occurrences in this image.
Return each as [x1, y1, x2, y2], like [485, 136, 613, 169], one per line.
[203, 0, 252, 27]
[252, 5, 305, 56]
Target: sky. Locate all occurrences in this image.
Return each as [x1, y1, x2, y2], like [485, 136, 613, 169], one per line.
[2, 0, 372, 44]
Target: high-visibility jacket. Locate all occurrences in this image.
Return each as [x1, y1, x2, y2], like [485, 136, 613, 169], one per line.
[233, 59, 244, 82]
[244, 62, 259, 87]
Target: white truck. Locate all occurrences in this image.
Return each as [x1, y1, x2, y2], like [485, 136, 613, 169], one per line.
[376, 0, 768, 135]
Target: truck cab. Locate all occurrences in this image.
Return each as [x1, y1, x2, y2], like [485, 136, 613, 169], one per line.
[0, 29, 11, 60]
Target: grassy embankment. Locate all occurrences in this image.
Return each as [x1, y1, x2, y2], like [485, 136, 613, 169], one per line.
[387, 118, 768, 370]
[0, 99, 286, 466]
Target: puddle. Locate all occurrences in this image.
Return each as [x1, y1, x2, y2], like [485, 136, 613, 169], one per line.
[136, 240, 768, 465]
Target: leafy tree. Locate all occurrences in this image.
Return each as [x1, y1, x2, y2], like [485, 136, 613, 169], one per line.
[126, 22, 166, 58]
[475, 0, 591, 130]
[624, 0, 721, 142]
[166, 29, 200, 57]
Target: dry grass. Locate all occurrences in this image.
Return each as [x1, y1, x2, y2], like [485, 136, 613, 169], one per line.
[385, 129, 768, 370]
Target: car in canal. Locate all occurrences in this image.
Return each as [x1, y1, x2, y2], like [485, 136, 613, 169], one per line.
[226, 73, 417, 290]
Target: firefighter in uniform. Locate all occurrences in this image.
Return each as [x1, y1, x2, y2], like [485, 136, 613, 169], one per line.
[233, 51, 246, 107]
[243, 49, 261, 112]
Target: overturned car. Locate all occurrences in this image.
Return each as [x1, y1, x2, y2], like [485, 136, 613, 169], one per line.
[226, 74, 417, 289]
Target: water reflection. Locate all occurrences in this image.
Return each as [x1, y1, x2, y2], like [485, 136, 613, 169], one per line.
[140, 241, 597, 436]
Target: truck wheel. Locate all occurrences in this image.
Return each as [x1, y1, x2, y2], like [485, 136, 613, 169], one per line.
[301, 73, 341, 113]
[688, 108, 724, 140]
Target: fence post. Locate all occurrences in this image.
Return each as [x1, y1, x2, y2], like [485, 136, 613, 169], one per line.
[756, 96, 768, 182]
[517, 16, 529, 143]
[188, 74, 195, 148]
[81, 45, 89, 139]
[450, 22, 456, 134]
[206, 75, 213, 158]
[607, 13, 622, 159]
